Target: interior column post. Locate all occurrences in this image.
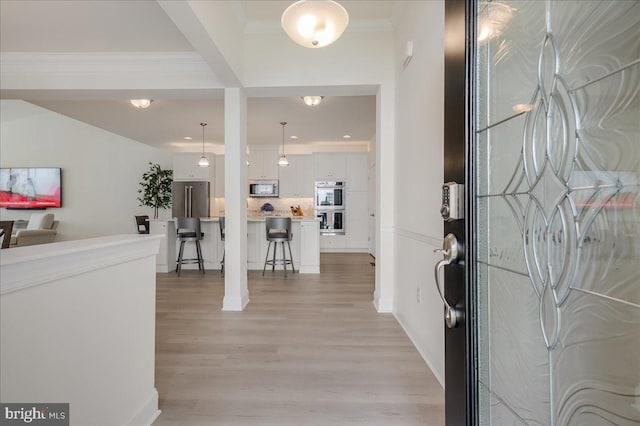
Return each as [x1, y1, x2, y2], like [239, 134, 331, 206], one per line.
[374, 84, 395, 313]
[222, 87, 249, 311]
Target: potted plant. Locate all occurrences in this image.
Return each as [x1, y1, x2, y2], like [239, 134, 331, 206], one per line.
[137, 162, 173, 219]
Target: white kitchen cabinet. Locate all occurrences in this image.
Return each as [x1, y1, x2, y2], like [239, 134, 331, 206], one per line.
[279, 155, 314, 198]
[299, 220, 320, 273]
[150, 220, 176, 273]
[173, 153, 213, 181]
[320, 234, 346, 250]
[313, 153, 346, 180]
[297, 155, 314, 197]
[247, 221, 267, 265]
[346, 191, 369, 250]
[346, 153, 368, 191]
[214, 155, 225, 197]
[248, 148, 279, 180]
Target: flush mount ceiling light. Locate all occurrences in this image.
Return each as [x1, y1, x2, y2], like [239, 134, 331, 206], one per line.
[130, 99, 153, 109]
[197, 123, 210, 168]
[302, 95, 324, 106]
[278, 121, 289, 167]
[281, 0, 349, 48]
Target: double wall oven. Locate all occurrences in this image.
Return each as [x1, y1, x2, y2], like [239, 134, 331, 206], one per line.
[314, 181, 345, 235]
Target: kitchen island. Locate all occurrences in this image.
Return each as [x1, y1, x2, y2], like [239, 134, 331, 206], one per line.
[150, 216, 320, 274]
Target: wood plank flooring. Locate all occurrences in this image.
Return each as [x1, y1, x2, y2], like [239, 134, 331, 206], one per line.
[154, 253, 444, 426]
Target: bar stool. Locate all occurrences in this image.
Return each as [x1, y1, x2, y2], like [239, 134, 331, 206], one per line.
[219, 217, 225, 275]
[175, 217, 205, 276]
[134, 215, 149, 234]
[263, 217, 295, 278]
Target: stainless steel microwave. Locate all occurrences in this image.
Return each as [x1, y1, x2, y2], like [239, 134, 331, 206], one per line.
[249, 179, 279, 197]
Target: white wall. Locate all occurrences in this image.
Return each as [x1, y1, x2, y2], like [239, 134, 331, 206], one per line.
[1, 235, 161, 425]
[0, 100, 172, 241]
[392, 1, 446, 386]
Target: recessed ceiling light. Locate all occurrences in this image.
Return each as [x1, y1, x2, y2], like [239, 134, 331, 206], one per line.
[343, 134, 352, 139]
[290, 135, 298, 139]
[184, 136, 192, 140]
[130, 99, 153, 108]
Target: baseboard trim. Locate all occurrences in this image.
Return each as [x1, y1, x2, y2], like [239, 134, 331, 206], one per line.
[393, 313, 445, 389]
[156, 265, 172, 273]
[320, 248, 369, 253]
[222, 293, 249, 311]
[126, 388, 160, 426]
[373, 297, 392, 313]
[299, 266, 320, 274]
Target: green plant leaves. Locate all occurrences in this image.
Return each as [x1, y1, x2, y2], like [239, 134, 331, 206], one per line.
[137, 162, 173, 217]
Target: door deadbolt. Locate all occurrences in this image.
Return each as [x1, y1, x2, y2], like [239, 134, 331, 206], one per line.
[434, 233, 464, 328]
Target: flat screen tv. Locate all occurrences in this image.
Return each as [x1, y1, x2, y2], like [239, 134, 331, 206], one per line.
[0, 167, 62, 209]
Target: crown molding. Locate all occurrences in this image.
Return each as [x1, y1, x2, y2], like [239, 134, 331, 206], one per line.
[0, 52, 224, 90]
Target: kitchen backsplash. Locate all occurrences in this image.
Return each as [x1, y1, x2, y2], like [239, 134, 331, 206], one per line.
[214, 198, 314, 217]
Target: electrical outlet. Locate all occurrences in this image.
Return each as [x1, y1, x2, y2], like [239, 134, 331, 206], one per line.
[417, 287, 421, 304]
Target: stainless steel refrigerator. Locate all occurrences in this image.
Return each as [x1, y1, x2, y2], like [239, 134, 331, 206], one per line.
[172, 181, 210, 218]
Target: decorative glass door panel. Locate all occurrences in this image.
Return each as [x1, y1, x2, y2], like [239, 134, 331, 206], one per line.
[475, 1, 640, 425]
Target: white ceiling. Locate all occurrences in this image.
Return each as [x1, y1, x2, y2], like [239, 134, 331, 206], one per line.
[0, 1, 390, 150]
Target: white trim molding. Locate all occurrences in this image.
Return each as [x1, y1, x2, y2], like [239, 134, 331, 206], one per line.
[0, 52, 224, 90]
[0, 235, 162, 295]
[394, 313, 445, 388]
[222, 291, 250, 311]
[373, 297, 393, 313]
[394, 226, 441, 248]
[127, 389, 161, 426]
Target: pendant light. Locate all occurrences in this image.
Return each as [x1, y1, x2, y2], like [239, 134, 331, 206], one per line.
[197, 122, 210, 167]
[278, 121, 289, 167]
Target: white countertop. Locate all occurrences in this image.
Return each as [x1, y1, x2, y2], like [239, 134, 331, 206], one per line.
[152, 216, 319, 223]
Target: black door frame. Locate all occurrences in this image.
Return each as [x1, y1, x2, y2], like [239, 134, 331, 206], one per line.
[443, 0, 478, 424]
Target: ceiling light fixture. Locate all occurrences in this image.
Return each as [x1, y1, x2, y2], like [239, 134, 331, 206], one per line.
[197, 123, 210, 168]
[130, 99, 153, 109]
[343, 134, 351, 139]
[290, 135, 298, 139]
[278, 121, 289, 167]
[281, 0, 349, 48]
[302, 95, 324, 106]
[184, 136, 192, 140]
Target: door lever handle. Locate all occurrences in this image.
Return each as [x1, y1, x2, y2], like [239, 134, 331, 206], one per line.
[433, 233, 464, 328]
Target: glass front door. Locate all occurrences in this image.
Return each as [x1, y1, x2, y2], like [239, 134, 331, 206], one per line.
[474, 1, 639, 424]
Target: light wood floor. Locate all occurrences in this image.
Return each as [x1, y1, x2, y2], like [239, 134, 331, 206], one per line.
[154, 253, 444, 426]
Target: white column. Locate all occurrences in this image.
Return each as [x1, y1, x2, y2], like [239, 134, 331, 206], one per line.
[374, 84, 395, 313]
[222, 88, 249, 311]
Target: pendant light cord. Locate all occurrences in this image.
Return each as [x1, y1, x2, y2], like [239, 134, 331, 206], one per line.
[201, 122, 207, 154]
[281, 121, 287, 155]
